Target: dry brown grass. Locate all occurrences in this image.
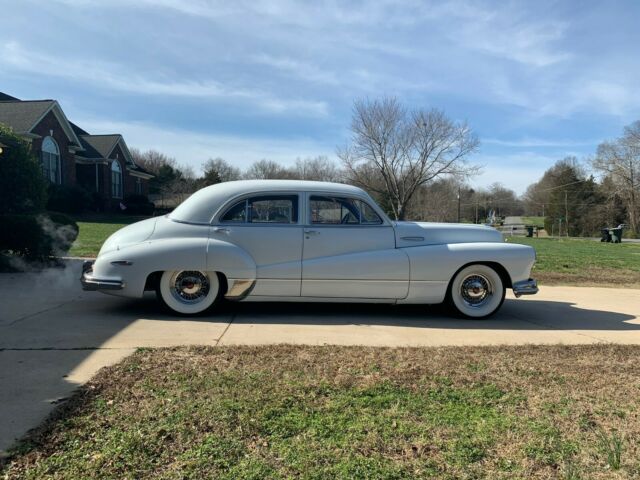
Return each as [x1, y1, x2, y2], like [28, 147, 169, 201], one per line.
[3, 345, 640, 479]
[534, 268, 640, 288]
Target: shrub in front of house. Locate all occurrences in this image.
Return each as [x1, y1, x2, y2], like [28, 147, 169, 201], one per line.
[0, 213, 79, 261]
[123, 194, 155, 215]
[88, 191, 106, 212]
[46, 184, 92, 214]
[0, 124, 48, 214]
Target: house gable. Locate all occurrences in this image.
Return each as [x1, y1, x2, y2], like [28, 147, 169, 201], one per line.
[0, 99, 83, 151]
[33, 102, 84, 150]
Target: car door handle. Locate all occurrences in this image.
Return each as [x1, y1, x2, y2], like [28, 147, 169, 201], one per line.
[304, 230, 320, 236]
[212, 227, 230, 234]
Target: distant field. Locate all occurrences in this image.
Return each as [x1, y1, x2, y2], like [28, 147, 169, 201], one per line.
[520, 216, 545, 227]
[68, 214, 151, 257]
[510, 237, 640, 287]
[3, 345, 640, 479]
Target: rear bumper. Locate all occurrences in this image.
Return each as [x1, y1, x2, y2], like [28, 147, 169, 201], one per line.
[80, 260, 124, 291]
[512, 278, 538, 297]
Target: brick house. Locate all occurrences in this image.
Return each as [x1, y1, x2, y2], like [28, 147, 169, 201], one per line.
[0, 92, 153, 211]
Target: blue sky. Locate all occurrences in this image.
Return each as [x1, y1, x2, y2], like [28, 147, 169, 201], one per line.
[2, 0, 639, 193]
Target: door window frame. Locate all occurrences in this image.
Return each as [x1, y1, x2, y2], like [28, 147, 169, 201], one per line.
[215, 192, 302, 226]
[304, 192, 389, 227]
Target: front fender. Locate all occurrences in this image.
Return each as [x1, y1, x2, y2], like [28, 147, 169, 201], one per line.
[92, 237, 209, 298]
[206, 238, 256, 280]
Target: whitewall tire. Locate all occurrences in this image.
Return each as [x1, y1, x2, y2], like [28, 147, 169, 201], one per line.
[157, 270, 220, 315]
[447, 264, 505, 319]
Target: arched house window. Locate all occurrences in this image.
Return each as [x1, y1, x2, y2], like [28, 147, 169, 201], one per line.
[41, 136, 61, 184]
[111, 160, 123, 198]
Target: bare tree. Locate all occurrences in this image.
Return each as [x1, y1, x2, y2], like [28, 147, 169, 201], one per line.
[243, 159, 293, 180]
[164, 164, 199, 203]
[291, 156, 342, 182]
[593, 121, 640, 234]
[202, 157, 241, 183]
[409, 178, 459, 221]
[338, 97, 480, 220]
[130, 148, 176, 175]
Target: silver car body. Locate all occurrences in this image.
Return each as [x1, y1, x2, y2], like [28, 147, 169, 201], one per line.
[82, 180, 537, 304]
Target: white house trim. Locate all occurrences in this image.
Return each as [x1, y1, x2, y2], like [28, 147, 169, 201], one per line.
[127, 168, 154, 180]
[27, 101, 84, 150]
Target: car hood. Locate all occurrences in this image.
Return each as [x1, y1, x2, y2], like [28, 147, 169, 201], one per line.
[394, 221, 502, 247]
[98, 217, 158, 256]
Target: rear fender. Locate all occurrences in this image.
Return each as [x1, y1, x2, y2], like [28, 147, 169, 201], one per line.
[405, 242, 535, 284]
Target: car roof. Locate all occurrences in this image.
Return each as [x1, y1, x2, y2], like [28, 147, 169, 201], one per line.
[169, 180, 370, 224]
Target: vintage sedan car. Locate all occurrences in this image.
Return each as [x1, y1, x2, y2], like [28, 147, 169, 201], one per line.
[81, 180, 538, 318]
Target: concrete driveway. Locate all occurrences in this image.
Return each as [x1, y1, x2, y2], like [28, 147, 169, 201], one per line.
[1, 261, 640, 453]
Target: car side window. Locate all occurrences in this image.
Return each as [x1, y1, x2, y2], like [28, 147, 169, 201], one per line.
[221, 200, 247, 222]
[309, 196, 382, 225]
[221, 195, 298, 224]
[359, 200, 383, 225]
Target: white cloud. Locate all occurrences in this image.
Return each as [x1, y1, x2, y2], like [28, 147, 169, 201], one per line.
[1, 41, 328, 117]
[470, 152, 563, 194]
[483, 137, 596, 148]
[74, 117, 335, 173]
[457, 18, 570, 67]
[251, 54, 340, 86]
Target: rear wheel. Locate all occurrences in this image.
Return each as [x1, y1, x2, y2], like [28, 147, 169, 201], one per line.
[157, 270, 220, 315]
[447, 264, 505, 319]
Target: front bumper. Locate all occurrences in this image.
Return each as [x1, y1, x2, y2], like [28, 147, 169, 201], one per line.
[80, 260, 124, 291]
[512, 278, 538, 297]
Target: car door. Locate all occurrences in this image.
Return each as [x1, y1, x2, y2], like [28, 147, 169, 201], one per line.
[301, 194, 409, 298]
[210, 193, 303, 296]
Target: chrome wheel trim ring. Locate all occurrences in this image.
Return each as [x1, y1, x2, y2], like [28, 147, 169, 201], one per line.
[459, 273, 493, 308]
[170, 271, 211, 304]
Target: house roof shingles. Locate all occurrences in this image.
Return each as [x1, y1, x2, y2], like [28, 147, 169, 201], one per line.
[0, 100, 55, 133]
[79, 134, 121, 159]
[0, 92, 20, 101]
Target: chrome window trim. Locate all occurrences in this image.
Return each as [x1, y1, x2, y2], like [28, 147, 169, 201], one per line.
[304, 192, 389, 227]
[211, 189, 390, 227]
[214, 191, 301, 225]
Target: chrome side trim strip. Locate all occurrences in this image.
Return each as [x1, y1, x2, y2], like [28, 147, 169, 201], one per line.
[224, 279, 256, 300]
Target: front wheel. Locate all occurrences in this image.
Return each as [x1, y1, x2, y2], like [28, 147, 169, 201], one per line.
[447, 264, 506, 319]
[157, 270, 221, 315]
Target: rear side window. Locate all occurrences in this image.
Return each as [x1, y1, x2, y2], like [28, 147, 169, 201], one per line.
[221, 201, 246, 222]
[310, 196, 382, 225]
[221, 195, 298, 224]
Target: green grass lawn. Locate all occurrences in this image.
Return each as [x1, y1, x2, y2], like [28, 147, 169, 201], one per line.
[68, 214, 152, 257]
[3, 345, 640, 479]
[510, 237, 640, 287]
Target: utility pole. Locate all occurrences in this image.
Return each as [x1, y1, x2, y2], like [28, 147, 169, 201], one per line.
[475, 201, 478, 224]
[457, 186, 461, 223]
[564, 190, 569, 237]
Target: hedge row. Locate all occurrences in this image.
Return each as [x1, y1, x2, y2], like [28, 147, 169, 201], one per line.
[0, 213, 79, 260]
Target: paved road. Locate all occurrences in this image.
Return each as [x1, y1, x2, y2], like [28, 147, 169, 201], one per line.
[1, 261, 640, 453]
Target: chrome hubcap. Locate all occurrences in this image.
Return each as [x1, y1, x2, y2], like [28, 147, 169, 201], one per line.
[460, 274, 492, 307]
[171, 271, 210, 304]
